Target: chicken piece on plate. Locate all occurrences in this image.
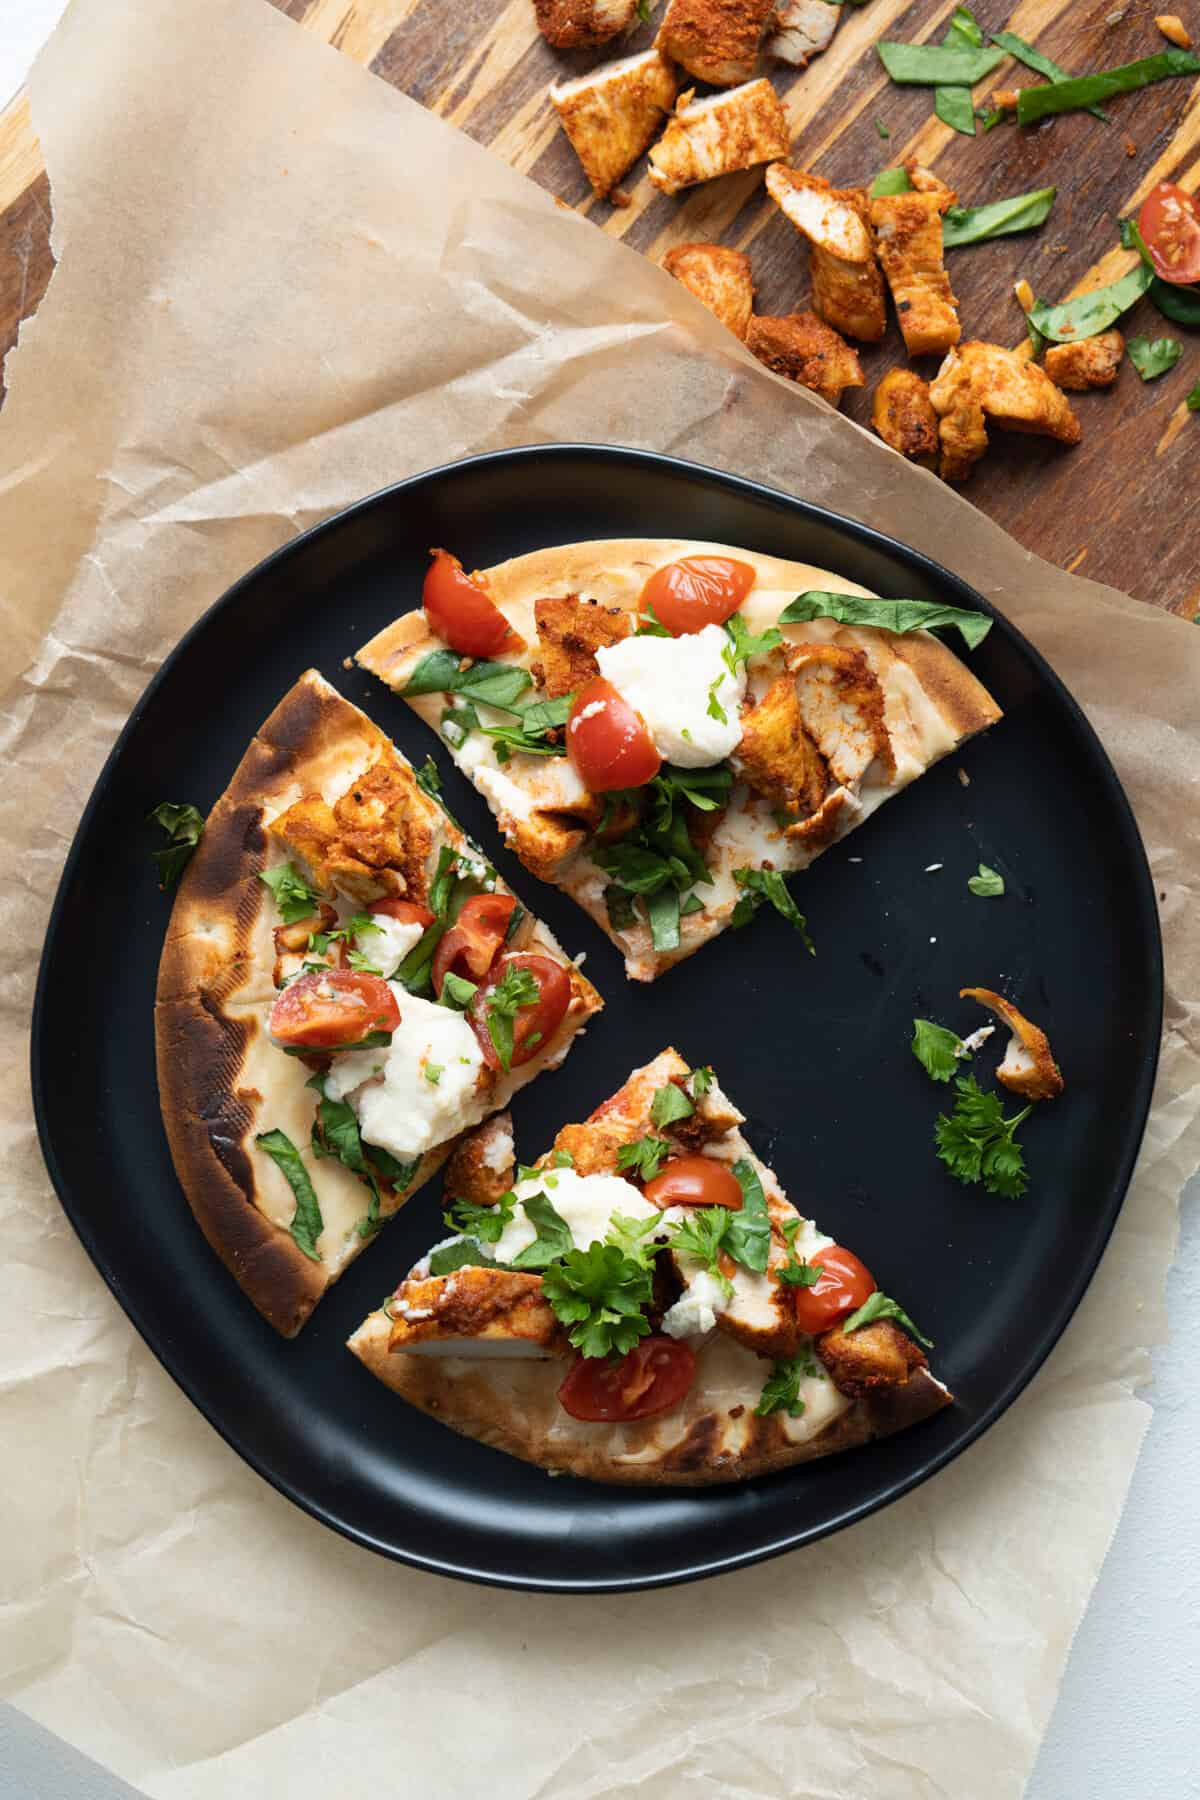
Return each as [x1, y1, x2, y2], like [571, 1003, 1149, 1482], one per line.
[765, 166, 886, 343]
[551, 49, 680, 199]
[535, 0, 641, 47]
[662, 242, 756, 339]
[766, 0, 841, 66]
[442, 1112, 516, 1208]
[269, 758, 434, 903]
[656, 0, 777, 84]
[872, 367, 939, 468]
[533, 593, 632, 697]
[787, 642, 892, 786]
[746, 310, 863, 407]
[932, 341, 1082, 445]
[647, 80, 790, 195]
[869, 190, 961, 358]
[935, 396, 989, 484]
[1044, 331, 1124, 391]
[387, 1267, 568, 1358]
[904, 161, 955, 197]
[960, 987, 1065, 1101]
[734, 671, 829, 816]
[816, 1319, 930, 1396]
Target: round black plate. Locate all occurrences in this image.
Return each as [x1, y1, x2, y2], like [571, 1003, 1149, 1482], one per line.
[32, 446, 1161, 1593]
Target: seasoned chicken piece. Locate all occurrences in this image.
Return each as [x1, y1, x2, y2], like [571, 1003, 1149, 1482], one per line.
[533, 593, 632, 697]
[1044, 331, 1124, 391]
[662, 242, 755, 339]
[387, 1267, 567, 1358]
[269, 759, 435, 902]
[904, 160, 955, 197]
[784, 784, 862, 848]
[870, 190, 961, 358]
[765, 166, 886, 342]
[733, 671, 829, 816]
[746, 310, 864, 407]
[647, 80, 790, 195]
[872, 367, 939, 468]
[766, 0, 840, 66]
[932, 341, 1082, 445]
[667, 1072, 745, 1148]
[960, 987, 1065, 1101]
[271, 902, 339, 988]
[787, 642, 892, 785]
[442, 1112, 516, 1208]
[551, 49, 680, 199]
[666, 1190, 819, 1359]
[656, 0, 777, 84]
[935, 396, 989, 483]
[535, 0, 641, 48]
[816, 1319, 929, 1395]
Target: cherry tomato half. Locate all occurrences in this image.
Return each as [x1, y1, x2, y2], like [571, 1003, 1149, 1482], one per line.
[422, 548, 513, 658]
[432, 892, 517, 997]
[469, 950, 572, 1071]
[1138, 182, 1200, 286]
[556, 1336, 696, 1421]
[368, 897, 436, 930]
[789, 1245, 875, 1336]
[639, 556, 756, 636]
[643, 1154, 744, 1210]
[268, 968, 400, 1050]
[567, 677, 661, 793]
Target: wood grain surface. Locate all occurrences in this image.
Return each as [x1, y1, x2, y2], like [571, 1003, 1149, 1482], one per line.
[2, 0, 1198, 613]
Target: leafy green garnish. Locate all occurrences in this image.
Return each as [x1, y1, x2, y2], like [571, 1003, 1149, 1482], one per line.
[369, 1145, 420, 1191]
[509, 1193, 575, 1271]
[1127, 336, 1183, 382]
[541, 1244, 654, 1358]
[912, 1018, 966, 1082]
[1189, 382, 1200, 413]
[605, 1213, 664, 1270]
[731, 868, 814, 952]
[935, 1075, 1031, 1198]
[404, 650, 533, 714]
[669, 1208, 733, 1297]
[967, 862, 1005, 898]
[874, 116, 890, 139]
[616, 1135, 673, 1182]
[841, 1289, 933, 1348]
[870, 167, 912, 197]
[258, 861, 321, 924]
[439, 970, 479, 1010]
[635, 599, 672, 638]
[429, 1237, 493, 1276]
[690, 1065, 714, 1098]
[990, 29, 1108, 120]
[256, 1128, 323, 1261]
[876, 40, 1004, 84]
[394, 921, 444, 996]
[149, 801, 206, 889]
[755, 1360, 809, 1418]
[1016, 47, 1200, 126]
[593, 765, 730, 931]
[415, 757, 442, 800]
[644, 885, 680, 953]
[934, 10, 984, 143]
[650, 1081, 694, 1129]
[725, 1160, 771, 1272]
[942, 188, 1056, 249]
[603, 884, 638, 933]
[778, 591, 992, 650]
[1149, 281, 1200, 327]
[1028, 263, 1152, 345]
[444, 1189, 515, 1242]
[310, 1087, 389, 1237]
[722, 611, 782, 672]
[485, 961, 540, 1072]
[636, 0, 652, 22]
[424, 1062, 443, 1085]
[477, 693, 573, 761]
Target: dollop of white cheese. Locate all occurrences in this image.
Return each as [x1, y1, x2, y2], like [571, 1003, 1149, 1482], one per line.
[595, 623, 746, 769]
[489, 1168, 658, 1263]
[324, 988, 487, 1163]
[661, 1269, 730, 1340]
[361, 913, 427, 977]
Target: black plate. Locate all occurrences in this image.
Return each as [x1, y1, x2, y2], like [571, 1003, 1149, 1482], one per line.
[32, 446, 1161, 1593]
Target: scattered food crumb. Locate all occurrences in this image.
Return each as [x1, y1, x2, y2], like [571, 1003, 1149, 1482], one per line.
[1155, 11, 1191, 44]
[1124, 137, 1137, 157]
[343, 656, 353, 669]
[1105, 6, 1126, 21]
[1014, 278, 1035, 313]
[610, 187, 633, 209]
[925, 862, 944, 872]
[573, 951, 588, 968]
[958, 1024, 996, 1056]
[957, 768, 971, 787]
[929, 936, 937, 944]
[847, 856, 863, 863]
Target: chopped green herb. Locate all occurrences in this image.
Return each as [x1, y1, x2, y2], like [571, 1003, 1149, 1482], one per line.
[755, 1359, 808, 1418]
[706, 678, 728, 725]
[841, 1289, 933, 1348]
[444, 1190, 515, 1242]
[309, 1085, 389, 1236]
[636, 0, 651, 21]
[934, 85, 977, 135]
[429, 1237, 493, 1275]
[149, 801, 206, 889]
[635, 599, 672, 638]
[485, 962, 540, 1072]
[779, 591, 992, 650]
[912, 1018, 966, 1083]
[1028, 263, 1153, 345]
[1149, 281, 1200, 327]
[604, 884, 638, 932]
[394, 920, 445, 996]
[1188, 382, 1200, 413]
[725, 1159, 772, 1272]
[256, 1128, 323, 1261]
[731, 868, 814, 952]
[875, 117, 891, 139]
[403, 649, 533, 713]
[415, 757, 442, 799]
[605, 1212, 664, 1270]
[540, 1243, 654, 1359]
[438, 970, 478, 1010]
[669, 1207, 734, 1296]
[1016, 48, 1200, 126]
[509, 1193, 575, 1271]
[424, 1062, 443, 1085]
[967, 862, 1005, 897]
[942, 187, 1057, 249]
[690, 1065, 714, 1098]
[777, 1254, 822, 1287]
[723, 611, 782, 672]
[258, 861, 321, 925]
[650, 1081, 695, 1128]
[476, 693, 573, 760]
[1127, 336, 1183, 381]
[616, 1135, 673, 1182]
[345, 948, 384, 975]
[369, 1145, 420, 1192]
[645, 884, 681, 953]
[935, 1074, 1031, 1197]
[990, 30, 1108, 121]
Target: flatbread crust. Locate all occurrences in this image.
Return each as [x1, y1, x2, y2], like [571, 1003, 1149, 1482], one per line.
[347, 1048, 950, 1486]
[155, 669, 600, 1338]
[357, 539, 1001, 980]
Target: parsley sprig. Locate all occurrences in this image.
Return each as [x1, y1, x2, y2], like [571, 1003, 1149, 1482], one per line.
[731, 867, 814, 952]
[755, 1358, 814, 1418]
[616, 1135, 673, 1181]
[485, 962, 540, 1072]
[259, 861, 321, 925]
[541, 1243, 654, 1359]
[935, 1075, 1031, 1197]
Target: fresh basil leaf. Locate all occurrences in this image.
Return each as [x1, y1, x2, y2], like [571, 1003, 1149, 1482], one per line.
[942, 187, 1056, 249]
[870, 167, 912, 197]
[415, 757, 442, 799]
[403, 648, 533, 714]
[967, 862, 1005, 897]
[441, 703, 478, 749]
[312, 1090, 387, 1236]
[912, 1018, 966, 1082]
[1188, 381, 1200, 412]
[660, 762, 734, 813]
[149, 800, 206, 889]
[731, 868, 815, 953]
[990, 29, 1108, 120]
[594, 842, 678, 894]
[1016, 47, 1200, 126]
[1127, 335, 1183, 381]
[877, 41, 1004, 84]
[429, 1237, 493, 1276]
[1028, 263, 1154, 344]
[394, 920, 444, 995]
[650, 1081, 694, 1128]
[604, 884, 638, 931]
[934, 85, 977, 135]
[946, 5, 982, 46]
[279, 1026, 393, 1059]
[680, 892, 704, 916]
[725, 1159, 771, 1272]
[1149, 280, 1200, 327]
[616, 1135, 673, 1181]
[646, 884, 681, 953]
[258, 861, 321, 925]
[841, 1289, 934, 1349]
[509, 1193, 575, 1270]
[779, 590, 992, 650]
[755, 1360, 808, 1418]
[439, 970, 478, 1010]
[256, 1128, 323, 1261]
[370, 1146, 419, 1190]
[404, 647, 464, 696]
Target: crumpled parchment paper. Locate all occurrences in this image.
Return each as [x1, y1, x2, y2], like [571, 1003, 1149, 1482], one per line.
[2, 1, 1198, 1795]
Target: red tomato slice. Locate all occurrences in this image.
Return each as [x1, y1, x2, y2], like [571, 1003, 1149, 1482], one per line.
[422, 548, 513, 657]
[566, 677, 661, 793]
[789, 1245, 875, 1335]
[469, 950, 571, 1070]
[557, 1336, 696, 1421]
[432, 893, 517, 996]
[639, 556, 756, 636]
[643, 1154, 744, 1210]
[1138, 183, 1200, 285]
[268, 969, 400, 1050]
[368, 898, 436, 930]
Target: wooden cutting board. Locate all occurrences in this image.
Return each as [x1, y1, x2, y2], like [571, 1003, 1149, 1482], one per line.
[1, 0, 1197, 614]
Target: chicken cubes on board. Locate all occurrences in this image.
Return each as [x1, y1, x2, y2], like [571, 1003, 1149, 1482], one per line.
[1044, 331, 1124, 391]
[869, 190, 961, 358]
[872, 368, 939, 468]
[552, 49, 680, 198]
[766, 0, 841, 66]
[662, 241, 756, 338]
[656, 0, 777, 84]
[535, 0, 642, 47]
[647, 80, 790, 194]
[765, 166, 887, 343]
[745, 311, 864, 407]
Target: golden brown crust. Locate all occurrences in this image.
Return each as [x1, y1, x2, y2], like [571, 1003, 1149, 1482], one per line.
[533, 593, 632, 697]
[535, 0, 638, 47]
[662, 242, 756, 340]
[764, 167, 887, 343]
[647, 81, 790, 195]
[656, 0, 777, 85]
[872, 368, 939, 468]
[746, 311, 865, 407]
[931, 342, 1082, 447]
[442, 1112, 515, 1206]
[387, 1268, 568, 1354]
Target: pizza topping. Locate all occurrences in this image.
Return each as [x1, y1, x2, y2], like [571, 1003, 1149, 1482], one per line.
[310, 1083, 414, 1240]
[469, 951, 572, 1072]
[566, 677, 662, 792]
[816, 1317, 930, 1396]
[778, 590, 992, 650]
[362, 898, 436, 976]
[556, 1336, 696, 1421]
[788, 1245, 875, 1334]
[643, 1153, 744, 1211]
[259, 860, 322, 924]
[149, 800, 206, 890]
[255, 1127, 324, 1262]
[268, 968, 400, 1051]
[967, 862, 1004, 897]
[840, 1288, 933, 1347]
[432, 892, 517, 997]
[755, 1355, 819, 1418]
[323, 989, 488, 1163]
[1138, 181, 1200, 284]
[660, 1267, 731, 1339]
[638, 556, 756, 636]
[730, 868, 815, 949]
[487, 1168, 658, 1264]
[595, 624, 746, 769]
[959, 986, 1064, 1101]
[422, 548, 518, 658]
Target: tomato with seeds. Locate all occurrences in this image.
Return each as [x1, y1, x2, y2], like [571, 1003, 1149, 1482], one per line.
[468, 951, 572, 1070]
[1138, 183, 1200, 286]
[268, 968, 400, 1050]
[556, 1336, 696, 1421]
[643, 1154, 743, 1210]
[431, 893, 517, 996]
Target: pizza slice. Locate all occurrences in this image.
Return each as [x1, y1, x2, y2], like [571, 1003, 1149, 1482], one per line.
[155, 669, 601, 1337]
[348, 1049, 948, 1486]
[356, 538, 1001, 981]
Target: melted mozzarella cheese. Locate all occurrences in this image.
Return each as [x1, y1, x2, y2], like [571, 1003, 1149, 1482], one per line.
[595, 624, 745, 768]
[489, 1169, 658, 1262]
[362, 912, 427, 976]
[324, 989, 487, 1162]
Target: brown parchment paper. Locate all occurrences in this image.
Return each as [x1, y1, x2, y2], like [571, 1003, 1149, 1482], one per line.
[2, 0, 1198, 1794]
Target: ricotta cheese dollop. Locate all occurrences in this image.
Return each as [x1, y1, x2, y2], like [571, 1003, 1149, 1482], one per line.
[489, 1168, 659, 1263]
[324, 988, 487, 1164]
[595, 623, 746, 769]
[362, 912, 427, 978]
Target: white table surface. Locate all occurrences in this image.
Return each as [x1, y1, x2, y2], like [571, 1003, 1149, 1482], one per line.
[3, 10, 1198, 1795]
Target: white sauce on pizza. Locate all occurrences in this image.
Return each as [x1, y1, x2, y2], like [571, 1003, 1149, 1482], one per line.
[595, 624, 745, 768]
[364, 912, 427, 976]
[324, 988, 488, 1163]
[489, 1169, 658, 1262]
